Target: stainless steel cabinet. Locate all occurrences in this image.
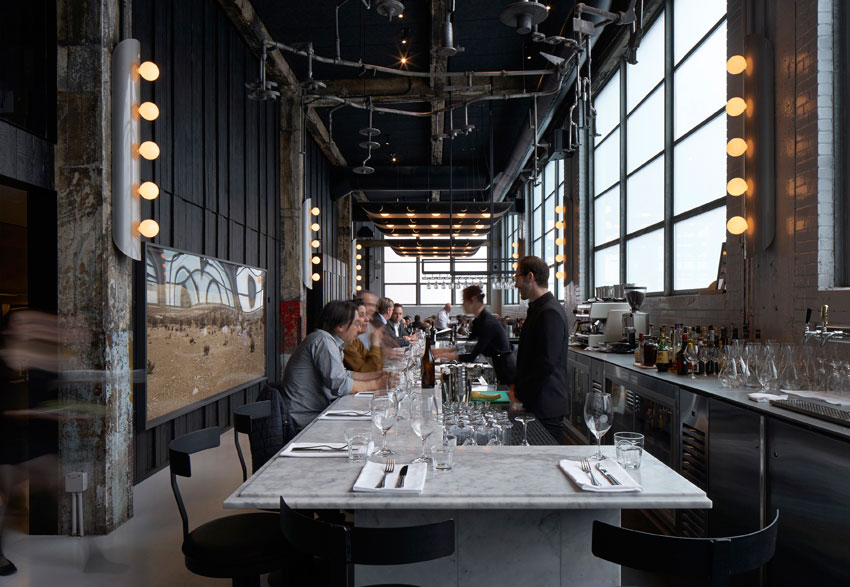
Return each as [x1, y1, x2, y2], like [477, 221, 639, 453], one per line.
[766, 420, 850, 585]
[565, 353, 592, 444]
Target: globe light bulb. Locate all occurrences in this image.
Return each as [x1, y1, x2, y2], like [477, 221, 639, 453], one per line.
[556, 254, 565, 263]
[355, 285, 362, 291]
[726, 97, 747, 117]
[555, 205, 564, 214]
[138, 218, 160, 238]
[727, 177, 747, 196]
[138, 141, 160, 160]
[556, 220, 565, 230]
[512, 252, 519, 259]
[138, 102, 159, 121]
[138, 61, 160, 81]
[726, 55, 747, 75]
[355, 264, 362, 270]
[356, 275, 362, 281]
[138, 181, 159, 200]
[356, 254, 362, 260]
[311, 239, 320, 248]
[311, 207, 320, 216]
[512, 242, 518, 248]
[311, 223, 320, 232]
[312, 256, 320, 264]
[726, 138, 748, 157]
[727, 216, 749, 235]
[356, 243, 362, 250]
[556, 271, 565, 279]
[312, 273, 321, 282]
[556, 237, 565, 246]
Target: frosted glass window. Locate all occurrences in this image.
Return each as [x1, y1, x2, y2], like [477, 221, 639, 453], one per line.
[626, 156, 664, 232]
[674, 23, 726, 139]
[544, 231, 556, 263]
[594, 187, 620, 245]
[674, 0, 727, 64]
[558, 159, 565, 186]
[384, 260, 417, 282]
[534, 237, 542, 258]
[594, 70, 621, 140]
[594, 245, 620, 288]
[626, 86, 664, 173]
[422, 259, 450, 272]
[545, 196, 556, 231]
[673, 113, 726, 214]
[626, 12, 665, 112]
[465, 248, 488, 272]
[385, 284, 416, 305]
[626, 230, 664, 292]
[384, 248, 406, 262]
[545, 161, 557, 196]
[534, 204, 543, 239]
[419, 284, 451, 305]
[594, 129, 620, 195]
[673, 207, 726, 290]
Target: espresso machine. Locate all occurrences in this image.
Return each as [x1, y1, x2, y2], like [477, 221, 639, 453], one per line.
[573, 300, 631, 347]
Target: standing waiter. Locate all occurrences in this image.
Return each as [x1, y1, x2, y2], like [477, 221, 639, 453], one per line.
[511, 256, 569, 442]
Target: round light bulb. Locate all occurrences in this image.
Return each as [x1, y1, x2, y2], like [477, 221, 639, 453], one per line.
[555, 205, 564, 214]
[355, 264, 362, 270]
[356, 275, 362, 281]
[356, 243, 362, 250]
[511, 252, 519, 259]
[312, 256, 320, 264]
[311, 223, 320, 232]
[311, 207, 320, 216]
[312, 273, 321, 282]
[311, 239, 320, 248]
[138, 141, 160, 160]
[355, 285, 362, 291]
[727, 177, 748, 196]
[726, 138, 748, 157]
[138, 61, 160, 81]
[726, 97, 747, 117]
[138, 218, 160, 238]
[512, 242, 518, 248]
[556, 271, 565, 279]
[138, 181, 159, 200]
[556, 237, 565, 246]
[356, 254, 362, 260]
[555, 220, 565, 230]
[138, 102, 159, 121]
[556, 254, 565, 263]
[512, 263, 518, 269]
[727, 216, 749, 235]
[726, 55, 747, 75]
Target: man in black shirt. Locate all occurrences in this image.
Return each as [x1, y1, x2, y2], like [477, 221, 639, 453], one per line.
[512, 256, 569, 442]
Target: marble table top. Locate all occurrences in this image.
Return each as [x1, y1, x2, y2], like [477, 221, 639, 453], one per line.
[224, 394, 711, 511]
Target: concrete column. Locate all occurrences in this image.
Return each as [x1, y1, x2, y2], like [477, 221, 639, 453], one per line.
[55, 0, 133, 534]
[337, 194, 352, 289]
[280, 97, 306, 366]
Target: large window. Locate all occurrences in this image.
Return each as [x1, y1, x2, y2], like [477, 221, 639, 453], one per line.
[590, 1, 727, 294]
[501, 214, 521, 304]
[382, 247, 489, 306]
[528, 159, 566, 300]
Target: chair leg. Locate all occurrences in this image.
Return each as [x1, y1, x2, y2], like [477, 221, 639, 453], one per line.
[232, 575, 261, 587]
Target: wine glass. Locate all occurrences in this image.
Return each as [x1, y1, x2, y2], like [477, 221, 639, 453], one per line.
[370, 395, 398, 457]
[514, 413, 536, 446]
[410, 392, 440, 463]
[584, 391, 613, 461]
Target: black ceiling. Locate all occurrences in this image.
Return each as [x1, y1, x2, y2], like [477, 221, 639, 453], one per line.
[250, 0, 590, 202]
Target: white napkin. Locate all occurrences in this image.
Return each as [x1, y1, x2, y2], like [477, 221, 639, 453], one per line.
[318, 410, 372, 421]
[354, 391, 375, 398]
[352, 461, 428, 494]
[280, 442, 348, 458]
[559, 458, 643, 493]
[748, 392, 788, 403]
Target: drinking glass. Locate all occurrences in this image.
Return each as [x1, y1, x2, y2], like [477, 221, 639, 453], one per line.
[370, 395, 398, 457]
[684, 345, 698, 380]
[584, 391, 613, 461]
[410, 392, 440, 463]
[514, 413, 536, 446]
[718, 345, 740, 388]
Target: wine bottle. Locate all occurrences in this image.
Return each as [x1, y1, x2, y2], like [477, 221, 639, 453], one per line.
[656, 327, 670, 373]
[676, 333, 689, 376]
[421, 334, 436, 388]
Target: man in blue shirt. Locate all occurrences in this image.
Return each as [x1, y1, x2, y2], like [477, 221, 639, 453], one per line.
[283, 300, 388, 431]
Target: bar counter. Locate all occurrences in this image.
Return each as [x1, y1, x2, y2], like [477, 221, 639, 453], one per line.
[225, 392, 709, 586]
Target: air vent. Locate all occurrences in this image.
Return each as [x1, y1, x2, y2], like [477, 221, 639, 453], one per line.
[678, 508, 708, 538]
[681, 423, 707, 489]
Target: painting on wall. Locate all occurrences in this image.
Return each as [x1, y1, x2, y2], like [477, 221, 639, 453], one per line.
[144, 245, 266, 423]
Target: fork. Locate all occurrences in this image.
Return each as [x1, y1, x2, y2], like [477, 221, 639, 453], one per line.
[580, 458, 601, 487]
[376, 459, 395, 489]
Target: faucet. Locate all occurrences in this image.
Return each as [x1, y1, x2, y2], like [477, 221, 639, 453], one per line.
[802, 306, 847, 347]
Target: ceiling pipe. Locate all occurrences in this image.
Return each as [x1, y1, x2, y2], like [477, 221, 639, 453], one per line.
[491, 0, 613, 202]
[332, 165, 490, 200]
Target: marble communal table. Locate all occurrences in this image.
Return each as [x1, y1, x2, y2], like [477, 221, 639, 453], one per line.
[224, 393, 711, 587]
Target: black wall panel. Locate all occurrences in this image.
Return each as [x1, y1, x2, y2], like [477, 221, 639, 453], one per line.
[133, 0, 280, 483]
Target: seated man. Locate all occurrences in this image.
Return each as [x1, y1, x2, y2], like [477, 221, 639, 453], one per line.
[283, 300, 388, 431]
[387, 303, 418, 347]
[344, 300, 383, 372]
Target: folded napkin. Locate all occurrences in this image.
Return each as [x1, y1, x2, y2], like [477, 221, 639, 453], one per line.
[318, 410, 372, 421]
[559, 458, 643, 493]
[749, 392, 788, 403]
[280, 442, 348, 458]
[352, 461, 428, 494]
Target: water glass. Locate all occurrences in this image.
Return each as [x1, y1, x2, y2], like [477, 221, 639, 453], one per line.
[430, 445, 454, 470]
[614, 432, 644, 469]
[344, 427, 371, 463]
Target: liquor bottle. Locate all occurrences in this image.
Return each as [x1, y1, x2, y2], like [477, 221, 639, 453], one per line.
[676, 333, 689, 376]
[634, 333, 644, 365]
[656, 328, 670, 373]
[642, 334, 657, 368]
[720, 326, 728, 347]
[421, 334, 436, 388]
[731, 323, 739, 341]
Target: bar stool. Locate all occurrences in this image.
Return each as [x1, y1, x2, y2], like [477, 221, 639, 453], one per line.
[279, 497, 455, 587]
[591, 511, 779, 587]
[169, 427, 289, 586]
[233, 400, 272, 482]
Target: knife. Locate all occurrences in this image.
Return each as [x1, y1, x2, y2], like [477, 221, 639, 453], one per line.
[395, 465, 409, 488]
[325, 411, 369, 417]
[596, 463, 621, 485]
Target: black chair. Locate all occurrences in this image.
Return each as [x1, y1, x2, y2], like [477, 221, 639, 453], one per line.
[279, 497, 455, 587]
[169, 427, 288, 587]
[591, 511, 779, 587]
[234, 400, 272, 482]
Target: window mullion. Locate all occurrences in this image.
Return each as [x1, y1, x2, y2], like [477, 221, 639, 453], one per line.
[619, 60, 627, 284]
[663, 0, 675, 296]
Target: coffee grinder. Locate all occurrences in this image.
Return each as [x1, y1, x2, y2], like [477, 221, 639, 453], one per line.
[623, 285, 649, 346]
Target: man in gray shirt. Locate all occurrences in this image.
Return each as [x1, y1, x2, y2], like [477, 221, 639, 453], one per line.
[283, 300, 388, 431]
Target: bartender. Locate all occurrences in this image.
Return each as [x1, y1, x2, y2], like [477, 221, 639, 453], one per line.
[434, 285, 516, 385]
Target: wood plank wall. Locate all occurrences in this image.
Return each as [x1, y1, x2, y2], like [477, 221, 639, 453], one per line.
[132, 0, 280, 483]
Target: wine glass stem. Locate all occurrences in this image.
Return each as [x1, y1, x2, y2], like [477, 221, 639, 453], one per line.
[596, 436, 603, 460]
[421, 437, 427, 459]
[522, 422, 529, 444]
[381, 430, 388, 452]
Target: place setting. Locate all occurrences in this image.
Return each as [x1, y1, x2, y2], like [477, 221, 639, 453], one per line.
[559, 390, 644, 493]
